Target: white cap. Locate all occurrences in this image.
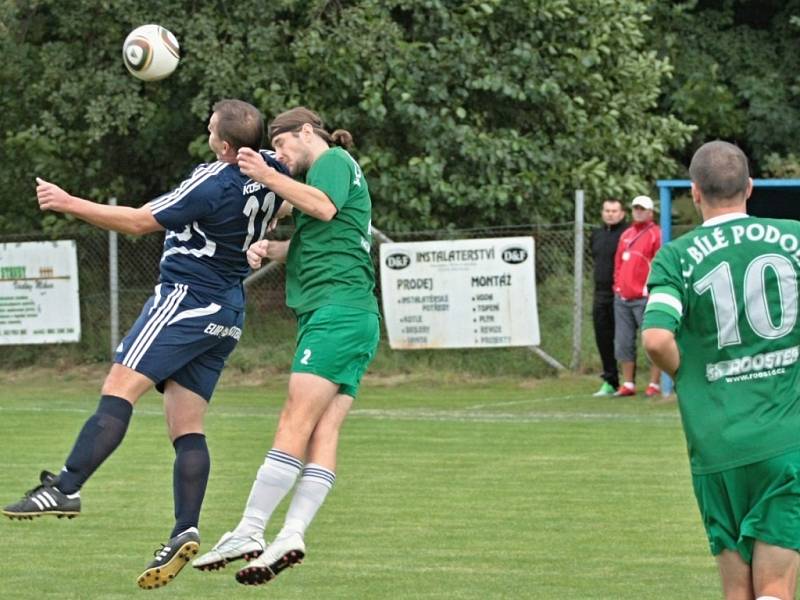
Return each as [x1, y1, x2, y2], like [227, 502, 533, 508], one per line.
[631, 195, 654, 210]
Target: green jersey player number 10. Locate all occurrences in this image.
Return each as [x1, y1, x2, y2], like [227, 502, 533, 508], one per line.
[694, 253, 798, 349]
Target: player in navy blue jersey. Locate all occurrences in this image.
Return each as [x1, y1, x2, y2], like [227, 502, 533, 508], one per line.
[3, 99, 285, 589]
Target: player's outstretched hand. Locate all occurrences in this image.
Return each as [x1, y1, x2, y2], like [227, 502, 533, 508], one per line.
[36, 177, 74, 214]
[247, 240, 269, 270]
[238, 147, 276, 184]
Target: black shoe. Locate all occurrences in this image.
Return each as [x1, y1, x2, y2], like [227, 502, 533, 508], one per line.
[137, 527, 200, 590]
[3, 470, 81, 519]
[235, 532, 305, 585]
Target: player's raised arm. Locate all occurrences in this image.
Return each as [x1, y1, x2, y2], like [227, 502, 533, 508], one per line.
[36, 177, 162, 236]
[237, 148, 336, 221]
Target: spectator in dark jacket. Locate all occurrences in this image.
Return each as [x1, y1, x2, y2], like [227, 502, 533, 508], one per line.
[590, 199, 627, 396]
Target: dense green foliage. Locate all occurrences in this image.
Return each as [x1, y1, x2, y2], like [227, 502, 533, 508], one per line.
[3, 0, 800, 234]
[2, 0, 692, 234]
[651, 0, 800, 174]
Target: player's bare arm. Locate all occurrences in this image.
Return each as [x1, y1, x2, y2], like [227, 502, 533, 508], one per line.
[237, 148, 336, 221]
[247, 239, 290, 269]
[642, 328, 680, 378]
[36, 177, 163, 236]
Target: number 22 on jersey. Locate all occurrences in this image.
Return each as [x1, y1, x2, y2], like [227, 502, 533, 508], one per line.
[241, 192, 277, 250]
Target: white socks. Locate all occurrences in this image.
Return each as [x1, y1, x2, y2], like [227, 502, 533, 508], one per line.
[277, 464, 336, 540]
[233, 449, 302, 538]
[232, 451, 336, 542]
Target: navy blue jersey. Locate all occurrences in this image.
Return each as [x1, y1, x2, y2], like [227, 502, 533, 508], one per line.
[148, 151, 286, 309]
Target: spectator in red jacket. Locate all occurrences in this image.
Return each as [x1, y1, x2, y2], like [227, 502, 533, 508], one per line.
[613, 195, 662, 397]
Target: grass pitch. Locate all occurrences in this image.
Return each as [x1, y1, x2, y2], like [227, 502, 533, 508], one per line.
[0, 370, 720, 599]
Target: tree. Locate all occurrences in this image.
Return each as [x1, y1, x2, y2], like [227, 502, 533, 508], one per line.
[0, 0, 692, 234]
[650, 0, 800, 173]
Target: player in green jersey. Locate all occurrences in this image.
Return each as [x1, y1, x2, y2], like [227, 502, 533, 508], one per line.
[642, 141, 800, 600]
[193, 107, 380, 586]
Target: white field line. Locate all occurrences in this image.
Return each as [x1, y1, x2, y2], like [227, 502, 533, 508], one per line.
[465, 393, 586, 410]
[0, 402, 679, 424]
[350, 408, 677, 423]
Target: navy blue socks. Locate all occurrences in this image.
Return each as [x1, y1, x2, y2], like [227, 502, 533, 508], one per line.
[56, 395, 133, 494]
[171, 433, 210, 537]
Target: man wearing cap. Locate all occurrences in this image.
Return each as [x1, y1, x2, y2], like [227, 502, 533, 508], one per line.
[612, 195, 662, 397]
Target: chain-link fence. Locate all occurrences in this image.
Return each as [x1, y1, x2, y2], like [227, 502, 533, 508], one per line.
[0, 218, 599, 375]
[370, 222, 592, 367]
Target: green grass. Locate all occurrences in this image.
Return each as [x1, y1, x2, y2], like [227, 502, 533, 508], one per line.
[0, 370, 721, 599]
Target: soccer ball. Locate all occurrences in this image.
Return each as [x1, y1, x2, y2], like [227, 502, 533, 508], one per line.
[122, 24, 180, 81]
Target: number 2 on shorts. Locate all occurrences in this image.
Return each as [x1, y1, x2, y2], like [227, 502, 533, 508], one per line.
[300, 348, 312, 365]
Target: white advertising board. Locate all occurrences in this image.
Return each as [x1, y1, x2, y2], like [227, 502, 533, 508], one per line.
[0, 240, 81, 344]
[380, 237, 540, 349]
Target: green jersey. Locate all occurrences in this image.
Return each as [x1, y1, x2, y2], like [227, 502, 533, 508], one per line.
[285, 147, 379, 316]
[643, 214, 800, 474]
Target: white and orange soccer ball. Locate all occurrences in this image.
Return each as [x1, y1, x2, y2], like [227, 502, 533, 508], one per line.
[122, 24, 180, 81]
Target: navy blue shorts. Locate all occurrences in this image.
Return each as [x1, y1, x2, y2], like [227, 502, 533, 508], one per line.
[114, 283, 244, 401]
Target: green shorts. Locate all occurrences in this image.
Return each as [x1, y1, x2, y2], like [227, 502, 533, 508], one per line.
[692, 447, 800, 563]
[292, 304, 380, 398]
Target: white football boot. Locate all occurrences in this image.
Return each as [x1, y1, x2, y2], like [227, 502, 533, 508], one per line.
[235, 532, 305, 585]
[192, 531, 265, 571]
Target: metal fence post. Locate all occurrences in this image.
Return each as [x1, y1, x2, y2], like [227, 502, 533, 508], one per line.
[571, 190, 585, 370]
[108, 197, 119, 358]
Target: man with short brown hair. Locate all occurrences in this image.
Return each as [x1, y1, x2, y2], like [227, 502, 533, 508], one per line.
[3, 99, 285, 590]
[643, 140, 800, 599]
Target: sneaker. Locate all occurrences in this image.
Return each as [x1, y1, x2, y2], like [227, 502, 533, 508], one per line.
[192, 531, 265, 571]
[645, 383, 661, 398]
[137, 527, 200, 590]
[592, 382, 616, 397]
[614, 386, 636, 397]
[2, 470, 80, 519]
[235, 532, 305, 586]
